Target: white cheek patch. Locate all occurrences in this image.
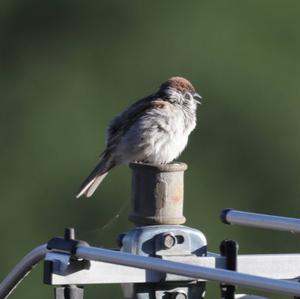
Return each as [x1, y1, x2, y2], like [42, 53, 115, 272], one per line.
[165, 88, 184, 104]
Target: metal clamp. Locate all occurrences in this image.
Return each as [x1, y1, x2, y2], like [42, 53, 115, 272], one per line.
[44, 228, 89, 299]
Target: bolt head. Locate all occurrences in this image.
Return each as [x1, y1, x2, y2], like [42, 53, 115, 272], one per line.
[171, 291, 187, 299]
[162, 233, 176, 249]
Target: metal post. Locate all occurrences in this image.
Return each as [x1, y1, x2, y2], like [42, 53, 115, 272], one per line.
[55, 285, 84, 299]
[129, 162, 187, 225]
[220, 240, 239, 299]
[121, 162, 206, 299]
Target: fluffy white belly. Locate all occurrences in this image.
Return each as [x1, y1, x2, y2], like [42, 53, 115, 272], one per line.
[115, 106, 194, 164]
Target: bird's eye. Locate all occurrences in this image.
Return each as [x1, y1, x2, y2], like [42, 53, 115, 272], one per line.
[184, 93, 191, 100]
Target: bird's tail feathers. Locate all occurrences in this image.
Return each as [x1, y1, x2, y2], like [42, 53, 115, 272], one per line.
[76, 158, 114, 199]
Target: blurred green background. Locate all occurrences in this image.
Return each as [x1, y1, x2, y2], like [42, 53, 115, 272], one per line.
[1, 0, 300, 298]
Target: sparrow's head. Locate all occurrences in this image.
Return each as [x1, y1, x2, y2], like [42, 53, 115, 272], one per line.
[158, 76, 202, 106]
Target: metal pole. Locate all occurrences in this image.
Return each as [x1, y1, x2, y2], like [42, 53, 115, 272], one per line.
[126, 162, 206, 298]
[76, 245, 300, 297]
[0, 244, 48, 298]
[221, 209, 300, 233]
[55, 285, 84, 299]
[129, 162, 187, 225]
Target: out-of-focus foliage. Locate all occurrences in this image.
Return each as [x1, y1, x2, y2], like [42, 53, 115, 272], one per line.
[1, 1, 300, 298]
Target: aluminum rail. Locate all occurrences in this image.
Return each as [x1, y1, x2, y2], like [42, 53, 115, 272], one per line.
[221, 209, 300, 233]
[47, 253, 300, 285]
[76, 245, 300, 297]
[0, 244, 48, 299]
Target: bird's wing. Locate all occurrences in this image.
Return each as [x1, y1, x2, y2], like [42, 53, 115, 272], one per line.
[103, 96, 168, 156]
[76, 98, 168, 198]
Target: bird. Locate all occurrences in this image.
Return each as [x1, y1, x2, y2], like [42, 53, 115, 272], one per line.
[76, 76, 202, 198]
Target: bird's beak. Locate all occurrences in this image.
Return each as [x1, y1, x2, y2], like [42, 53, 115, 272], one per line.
[193, 92, 202, 104]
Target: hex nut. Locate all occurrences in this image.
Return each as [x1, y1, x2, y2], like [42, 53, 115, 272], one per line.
[162, 233, 177, 249]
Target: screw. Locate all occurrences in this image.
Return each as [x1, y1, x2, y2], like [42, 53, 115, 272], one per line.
[162, 233, 176, 249]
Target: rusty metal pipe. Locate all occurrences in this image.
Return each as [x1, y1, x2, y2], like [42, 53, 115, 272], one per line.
[129, 162, 187, 225]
